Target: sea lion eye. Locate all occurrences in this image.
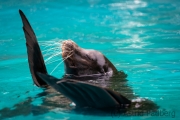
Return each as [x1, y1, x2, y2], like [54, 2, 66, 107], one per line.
[99, 67, 105, 74]
[86, 54, 95, 61]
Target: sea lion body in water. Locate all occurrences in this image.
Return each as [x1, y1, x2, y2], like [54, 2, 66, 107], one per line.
[19, 10, 158, 112]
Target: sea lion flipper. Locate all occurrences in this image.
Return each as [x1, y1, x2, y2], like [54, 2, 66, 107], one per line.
[19, 10, 48, 87]
[37, 72, 131, 109]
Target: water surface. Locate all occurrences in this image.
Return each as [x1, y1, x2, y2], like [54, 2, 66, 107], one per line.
[0, 0, 180, 119]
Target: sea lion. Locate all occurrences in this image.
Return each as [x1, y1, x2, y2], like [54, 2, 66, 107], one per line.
[19, 9, 130, 109]
[18, 10, 158, 111]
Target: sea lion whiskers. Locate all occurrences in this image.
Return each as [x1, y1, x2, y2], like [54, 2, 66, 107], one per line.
[40, 40, 62, 53]
[41, 44, 61, 53]
[39, 41, 63, 64]
[42, 47, 61, 53]
[39, 40, 62, 45]
[43, 48, 61, 57]
[45, 52, 62, 63]
[46, 58, 63, 65]
[50, 50, 74, 75]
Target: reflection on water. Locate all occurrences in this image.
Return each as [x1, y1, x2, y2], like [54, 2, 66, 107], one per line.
[0, 71, 159, 119]
[0, 88, 72, 119]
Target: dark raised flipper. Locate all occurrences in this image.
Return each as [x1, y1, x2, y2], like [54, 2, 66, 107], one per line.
[19, 10, 48, 87]
[37, 73, 131, 109]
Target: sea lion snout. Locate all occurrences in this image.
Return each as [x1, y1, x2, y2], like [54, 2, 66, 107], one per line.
[61, 40, 77, 58]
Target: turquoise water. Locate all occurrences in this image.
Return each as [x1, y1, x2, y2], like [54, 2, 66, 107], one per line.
[0, 0, 180, 119]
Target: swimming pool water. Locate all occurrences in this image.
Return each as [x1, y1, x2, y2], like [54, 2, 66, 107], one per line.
[0, 0, 180, 119]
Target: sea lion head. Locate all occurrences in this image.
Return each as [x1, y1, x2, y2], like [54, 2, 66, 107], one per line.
[61, 40, 116, 78]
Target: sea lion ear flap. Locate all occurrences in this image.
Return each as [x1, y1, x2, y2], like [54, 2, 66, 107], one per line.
[19, 10, 48, 87]
[37, 73, 131, 109]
